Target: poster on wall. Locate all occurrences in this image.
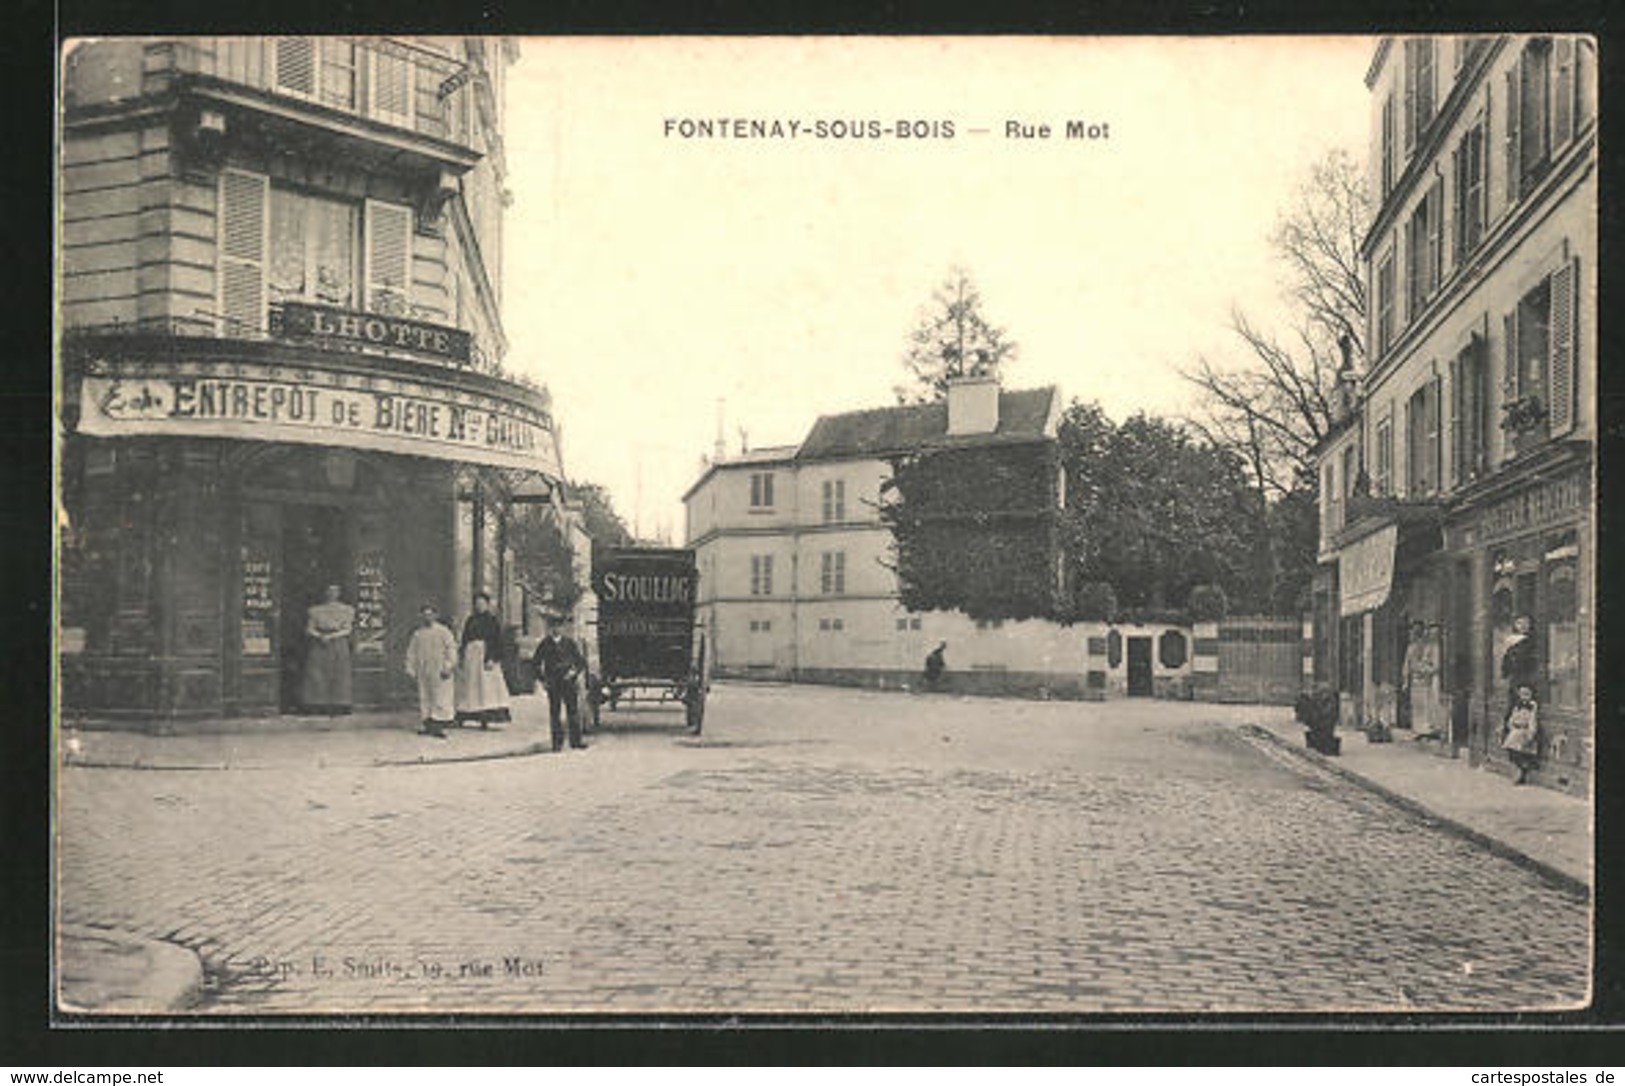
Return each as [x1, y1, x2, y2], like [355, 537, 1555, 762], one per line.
[240, 546, 274, 657]
[355, 550, 387, 655]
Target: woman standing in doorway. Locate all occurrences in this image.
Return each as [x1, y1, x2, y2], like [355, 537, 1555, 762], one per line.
[301, 583, 355, 715]
[455, 591, 512, 727]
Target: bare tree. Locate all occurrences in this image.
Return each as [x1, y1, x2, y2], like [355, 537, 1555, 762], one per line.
[895, 267, 1018, 403]
[1182, 147, 1369, 614]
[1183, 148, 1369, 500]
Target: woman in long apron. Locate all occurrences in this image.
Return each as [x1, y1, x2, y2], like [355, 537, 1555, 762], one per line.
[300, 584, 354, 715]
[455, 591, 512, 726]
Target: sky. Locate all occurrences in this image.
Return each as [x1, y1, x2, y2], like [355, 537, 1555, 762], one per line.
[499, 36, 1376, 541]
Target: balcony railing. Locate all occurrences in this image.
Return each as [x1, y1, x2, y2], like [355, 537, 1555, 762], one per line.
[170, 37, 477, 148]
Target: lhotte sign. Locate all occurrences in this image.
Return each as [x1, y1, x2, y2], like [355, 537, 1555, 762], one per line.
[274, 303, 473, 366]
[78, 358, 560, 476]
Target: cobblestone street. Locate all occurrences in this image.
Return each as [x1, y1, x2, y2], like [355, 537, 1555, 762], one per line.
[56, 684, 1591, 1014]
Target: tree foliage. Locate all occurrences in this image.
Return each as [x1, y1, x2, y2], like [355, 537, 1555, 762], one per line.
[879, 443, 1063, 622]
[568, 480, 635, 548]
[895, 267, 1018, 404]
[1059, 402, 1271, 619]
[507, 505, 583, 617]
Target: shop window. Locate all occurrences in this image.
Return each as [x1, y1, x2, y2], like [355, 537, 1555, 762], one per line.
[1543, 532, 1580, 709]
[1338, 614, 1363, 695]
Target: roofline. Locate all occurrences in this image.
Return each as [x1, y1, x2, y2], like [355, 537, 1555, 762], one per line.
[680, 447, 801, 503]
[1365, 37, 1393, 89]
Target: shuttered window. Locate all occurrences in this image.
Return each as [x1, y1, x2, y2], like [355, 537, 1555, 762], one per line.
[364, 199, 412, 315]
[371, 47, 414, 127]
[1504, 61, 1521, 205]
[1547, 258, 1577, 437]
[1553, 37, 1575, 153]
[273, 37, 317, 97]
[218, 169, 268, 334]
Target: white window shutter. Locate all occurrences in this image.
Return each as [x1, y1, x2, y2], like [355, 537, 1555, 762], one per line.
[365, 199, 412, 314]
[217, 168, 267, 335]
[1547, 258, 1577, 437]
[1553, 37, 1575, 151]
[274, 37, 316, 97]
[371, 47, 413, 127]
[1504, 63, 1521, 205]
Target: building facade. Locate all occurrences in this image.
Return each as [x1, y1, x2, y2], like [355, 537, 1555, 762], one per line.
[1315, 35, 1595, 793]
[57, 37, 564, 724]
[685, 378, 1084, 692]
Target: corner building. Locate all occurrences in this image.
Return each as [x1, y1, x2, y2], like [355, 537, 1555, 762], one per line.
[57, 37, 562, 723]
[1314, 36, 1595, 793]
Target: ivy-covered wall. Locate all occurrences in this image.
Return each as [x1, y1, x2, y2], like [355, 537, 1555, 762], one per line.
[880, 442, 1063, 622]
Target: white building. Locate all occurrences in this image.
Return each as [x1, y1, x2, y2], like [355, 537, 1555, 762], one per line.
[1313, 35, 1595, 794]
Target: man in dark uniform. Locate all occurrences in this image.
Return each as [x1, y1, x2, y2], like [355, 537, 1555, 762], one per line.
[532, 613, 587, 751]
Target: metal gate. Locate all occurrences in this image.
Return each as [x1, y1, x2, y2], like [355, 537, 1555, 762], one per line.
[1216, 617, 1303, 704]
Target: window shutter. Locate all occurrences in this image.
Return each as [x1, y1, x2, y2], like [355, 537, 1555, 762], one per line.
[1428, 177, 1444, 291]
[217, 169, 267, 334]
[1547, 258, 1577, 437]
[365, 199, 412, 314]
[371, 47, 413, 126]
[1429, 375, 1443, 493]
[1553, 37, 1575, 151]
[274, 37, 316, 97]
[1403, 41, 1417, 151]
[1504, 63, 1521, 204]
[1449, 356, 1462, 487]
[1502, 310, 1518, 397]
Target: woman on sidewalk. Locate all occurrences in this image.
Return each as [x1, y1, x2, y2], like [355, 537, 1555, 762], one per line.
[455, 591, 512, 727]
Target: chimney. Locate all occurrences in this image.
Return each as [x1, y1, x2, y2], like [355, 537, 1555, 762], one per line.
[946, 374, 1000, 436]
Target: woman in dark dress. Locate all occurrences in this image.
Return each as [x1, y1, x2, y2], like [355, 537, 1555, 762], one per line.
[454, 591, 512, 726]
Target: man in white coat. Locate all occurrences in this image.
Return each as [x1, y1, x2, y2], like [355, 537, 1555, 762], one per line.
[405, 603, 458, 738]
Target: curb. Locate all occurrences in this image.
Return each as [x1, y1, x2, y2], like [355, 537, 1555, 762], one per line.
[57, 924, 204, 1014]
[66, 738, 555, 773]
[1239, 723, 1591, 902]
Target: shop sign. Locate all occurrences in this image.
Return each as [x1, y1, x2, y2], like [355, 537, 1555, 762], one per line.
[1339, 523, 1397, 617]
[1463, 472, 1586, 548]
[276, 303, 472, 366]
[79, 362, 560, 476]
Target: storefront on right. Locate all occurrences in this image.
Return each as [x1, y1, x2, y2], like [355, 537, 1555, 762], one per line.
[1441, 446, 1590, 796]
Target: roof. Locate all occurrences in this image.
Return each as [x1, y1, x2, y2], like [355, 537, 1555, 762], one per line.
[679, 443, 801, 502]
[796, 386, 1059, 462]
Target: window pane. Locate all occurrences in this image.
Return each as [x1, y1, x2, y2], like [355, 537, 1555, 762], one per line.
[309, 197, 356, 305]
[268, 189, 307, 301]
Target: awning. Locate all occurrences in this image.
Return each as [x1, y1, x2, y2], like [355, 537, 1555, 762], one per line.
[1339, 523, 1398, 617]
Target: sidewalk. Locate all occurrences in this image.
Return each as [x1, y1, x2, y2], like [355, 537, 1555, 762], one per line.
[61, 695, 556, 770]
[1244, 715, 1592, 894]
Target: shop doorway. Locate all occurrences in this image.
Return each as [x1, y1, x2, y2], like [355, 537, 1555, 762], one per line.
[280, 504, 352, 712]
[1126, 637, 1153, 696]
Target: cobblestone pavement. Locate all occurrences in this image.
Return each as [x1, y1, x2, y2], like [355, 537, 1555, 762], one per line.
[56, 684, 1591, 1015]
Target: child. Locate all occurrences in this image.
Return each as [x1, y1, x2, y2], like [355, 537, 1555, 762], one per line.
[1500, 684, 1540, 785]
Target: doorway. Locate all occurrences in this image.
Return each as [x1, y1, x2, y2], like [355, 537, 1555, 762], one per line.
[280, 504, 351, 712]
[1126, 636, 1153, 697]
